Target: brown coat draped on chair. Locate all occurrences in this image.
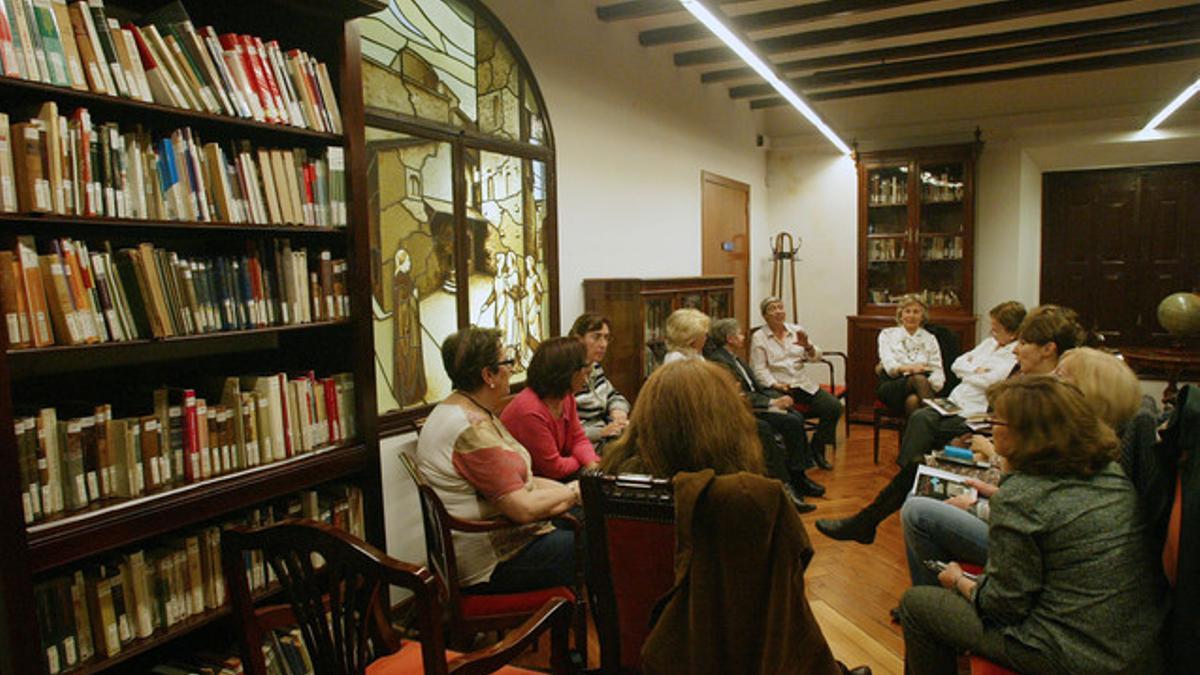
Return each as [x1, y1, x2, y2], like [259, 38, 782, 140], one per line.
[641, 469, 841, 675]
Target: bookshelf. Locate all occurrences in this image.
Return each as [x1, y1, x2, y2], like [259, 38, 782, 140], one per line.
[0, 1, 385, 673]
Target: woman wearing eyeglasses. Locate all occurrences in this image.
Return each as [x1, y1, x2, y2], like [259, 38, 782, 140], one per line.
[414, 327, 580, 594]
[568, 313, 630, 450]
[502, 337, 600, 481]
[899, 376, 1164, 675]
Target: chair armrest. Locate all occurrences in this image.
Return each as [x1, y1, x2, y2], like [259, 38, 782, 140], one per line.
[254, 603, 299, 633]
[444, 513, 525, 534]
[447, 597, 573, 675]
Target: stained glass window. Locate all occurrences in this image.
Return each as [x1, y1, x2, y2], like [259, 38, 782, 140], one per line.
[359, 1, 555, 418]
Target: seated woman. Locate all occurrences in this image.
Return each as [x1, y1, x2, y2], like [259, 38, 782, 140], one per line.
[899, 376, 1165, 675]
[818, 304, 1083, 544]
[708, 317, 825, 499]
[501, 337, 599, 481]
[877, 294, 944, 416]
[901, 343, 1142, 590]
[598, 359, 864, 675]
[662, 308, 708, 364]
[414, 326, 580, 593]
[749, 296, 842, 469]
[567, 313, 630, 451]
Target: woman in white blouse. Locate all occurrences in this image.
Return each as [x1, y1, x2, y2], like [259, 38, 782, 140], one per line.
[662, 308, 709, 364]
[877, 295, 944, 416]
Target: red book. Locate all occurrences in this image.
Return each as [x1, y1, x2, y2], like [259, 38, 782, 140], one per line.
[252, 36, 286, 125]
[239, 34, 275, 123]
[0, 6, 19, 77]
[323, 377, 339, 442]
[245, 254, 263, 326]
[182, 389, 199, 482]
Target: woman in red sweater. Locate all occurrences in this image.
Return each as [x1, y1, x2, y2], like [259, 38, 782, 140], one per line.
[501, 337, 599, 480]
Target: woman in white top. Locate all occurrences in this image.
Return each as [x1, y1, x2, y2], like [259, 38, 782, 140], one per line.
[662, 308, 709, 364]
[877, 295, 944, 416]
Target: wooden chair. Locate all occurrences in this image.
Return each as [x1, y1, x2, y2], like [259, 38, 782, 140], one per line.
[399, 453, 588, 658]
[220, 519, 571, 675]
[794, 349, 850, 441]
[580, 472, 676, 675]
[872, 399, 906, 465]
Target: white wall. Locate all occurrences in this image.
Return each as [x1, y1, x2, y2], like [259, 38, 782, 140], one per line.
[483, 0, 768, 324]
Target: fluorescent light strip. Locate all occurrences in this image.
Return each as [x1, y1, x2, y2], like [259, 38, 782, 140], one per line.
[1143, 73, 1200, 132]
[680, 0, 851, 155]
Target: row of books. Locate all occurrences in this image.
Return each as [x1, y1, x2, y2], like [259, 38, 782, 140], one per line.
[34, 483, 363, 673]
[0, 103, 347, 225]
[144, 627, 315, 675]
[16, 371, 356, 524]
[0, 235, 350, 348]
[0, 0, 342, 133]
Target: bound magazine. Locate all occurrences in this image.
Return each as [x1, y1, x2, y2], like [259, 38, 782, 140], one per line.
[923, 397, 961, 416]
[910, 464, 977, 501]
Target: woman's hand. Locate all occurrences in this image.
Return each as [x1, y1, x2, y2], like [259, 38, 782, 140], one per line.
[565, 480, 581, 506]
[937, 562, 965, 589]
[770, 395, 795, 411]
[601, 419, 627, 437]
[946, 493, 977, 511]
[964, 478, 999, 498]
[970, 435, 996, 459]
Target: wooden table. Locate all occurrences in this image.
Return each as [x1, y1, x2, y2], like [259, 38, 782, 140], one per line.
[1119, 346, 1200, 405]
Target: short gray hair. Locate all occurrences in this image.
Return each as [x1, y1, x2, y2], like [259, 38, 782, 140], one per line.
[709, 318, 742, 347]
[760, 296, 783, 317]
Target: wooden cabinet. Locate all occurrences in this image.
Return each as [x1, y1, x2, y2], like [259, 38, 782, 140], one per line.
[583, 276, 734, 401]
[0, 1, 383, 672]
[848, 142, 980, 422]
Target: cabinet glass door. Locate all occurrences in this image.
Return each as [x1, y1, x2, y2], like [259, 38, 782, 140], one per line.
[644, 295, 673, 377]
[917, 161, 966, 308]
[866, 164, 910, 305]
[706, 290, 731, 320]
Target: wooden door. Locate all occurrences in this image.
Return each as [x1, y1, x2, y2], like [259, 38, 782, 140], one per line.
[701, 171, 750, 335]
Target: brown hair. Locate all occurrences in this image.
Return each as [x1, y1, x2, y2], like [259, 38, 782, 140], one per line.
[986, 375, 1119, 478]
[1057, 347, 1141, 431]
[568, 312, 611, 338]
[1017, 305, 1086, 355]
[989, 301, 1027, 334]
[894, 294, 928, 325]
[441, 326, 503, 392]
[526, 337, 587, 398]
[600, 360, 764, 478]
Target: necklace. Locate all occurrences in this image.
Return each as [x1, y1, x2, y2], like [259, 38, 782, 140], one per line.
[456, 390, 495, 416]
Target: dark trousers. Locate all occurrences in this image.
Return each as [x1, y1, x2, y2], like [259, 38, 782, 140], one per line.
[469, 525, 577, 594]
[755, 418, 795, 484]
[898, 407, 971, 466]
[792, 387, 842, 455]
[756, 408, 813, 473]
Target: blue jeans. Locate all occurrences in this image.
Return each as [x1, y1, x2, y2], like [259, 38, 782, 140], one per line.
[470, 525, 577, 594]
[901, 497, 989, 587]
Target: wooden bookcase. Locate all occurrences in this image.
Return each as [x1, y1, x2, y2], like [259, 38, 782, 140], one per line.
[0, 1, 384, 673]
[847, 142, 980, 422]
[583, 276, 734, 402]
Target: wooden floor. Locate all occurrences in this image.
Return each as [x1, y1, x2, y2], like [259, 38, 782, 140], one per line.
[515, 423, 911, 672]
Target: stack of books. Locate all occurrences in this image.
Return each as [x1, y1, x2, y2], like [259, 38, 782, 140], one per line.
[1, 235, 350, 348]
[0, 103, 346, 226]
[15, 371, 356, 524]
[32, 483, 363, 673]
[0, 0, 342, 133]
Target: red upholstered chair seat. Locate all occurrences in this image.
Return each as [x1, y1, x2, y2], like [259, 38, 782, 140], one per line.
[367, 641, 542, 674]
[605, 518, 676, 670]
[460, 586, 575, 620]
[820, 383, 847, 398]
[968, 655, 1020, 675]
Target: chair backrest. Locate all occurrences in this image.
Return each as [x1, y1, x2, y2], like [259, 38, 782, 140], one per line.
[581, 472, 676, 674]
[221, 519, 448, 675]
[925, 322, 962, 393]
[399, 452, 466, 615]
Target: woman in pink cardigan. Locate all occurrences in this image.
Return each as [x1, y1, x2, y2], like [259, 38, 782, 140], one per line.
[501, 337, 599, 480]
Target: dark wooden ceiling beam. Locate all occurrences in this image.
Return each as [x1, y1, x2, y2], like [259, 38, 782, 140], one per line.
[747, 43, 1200, 108]
[728, 20, 1200, 98]
[639, 0, 929, 47]
[596, 0, 750, 22]
[700, 4, 1200, 83]
[675, 0, 1127, 67]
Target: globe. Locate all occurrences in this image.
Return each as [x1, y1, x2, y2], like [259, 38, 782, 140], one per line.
[1157, 292, 1200, 337]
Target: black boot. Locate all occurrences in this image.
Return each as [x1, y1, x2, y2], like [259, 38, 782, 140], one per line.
[793, 471, 825, 497]
[815, 460, 918, 544]
[813, 448, 834, 470]
[783, 483, 816, 513]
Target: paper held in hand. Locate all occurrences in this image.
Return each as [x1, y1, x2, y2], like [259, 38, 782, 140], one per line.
[923, 397, 961, 416]
[911, 464, 977, 501]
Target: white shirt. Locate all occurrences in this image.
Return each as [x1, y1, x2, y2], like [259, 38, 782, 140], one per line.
[663, 350, 702, 365]
[946, 337, 1018, 416]
[749, 323, 824, 394]
[878, 326, 945, 392]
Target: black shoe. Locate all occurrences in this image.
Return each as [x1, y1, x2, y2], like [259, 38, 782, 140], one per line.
[794, 472, 825, 497]
[889, 606, 901, 624]
[837, 663, 872, 675]
[813, 450, 834, 471]
[815, 513, 877, 544]
[784, 484, 817, 513]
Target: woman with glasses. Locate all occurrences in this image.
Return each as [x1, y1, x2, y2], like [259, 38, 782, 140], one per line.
[502, 337, 600, 481]
[899, 376, 1165, 675]
[414, 326, 580, 593]
[568, 313, 630, 451]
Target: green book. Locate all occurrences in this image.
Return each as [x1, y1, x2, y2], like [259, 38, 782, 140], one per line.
[30, 0, 68, 85]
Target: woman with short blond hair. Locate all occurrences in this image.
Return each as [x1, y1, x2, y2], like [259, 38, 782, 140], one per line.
[877, 294, 944, 415]
[663, 308, 710, 364]
[899, 376, 1165, 674]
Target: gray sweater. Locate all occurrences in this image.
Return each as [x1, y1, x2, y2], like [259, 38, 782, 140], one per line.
[976, 463, 1165, 674]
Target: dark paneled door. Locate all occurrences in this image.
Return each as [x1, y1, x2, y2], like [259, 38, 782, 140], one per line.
[1042, 164, 1200, 348]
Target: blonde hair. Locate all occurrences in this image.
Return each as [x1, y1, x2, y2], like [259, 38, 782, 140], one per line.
[665, 308, 710, 354]
[1057, 348, 1141, 431]
[600, 360, 764, 478]
[987, 375, 1118, 477]
[894, 294, 928, 325]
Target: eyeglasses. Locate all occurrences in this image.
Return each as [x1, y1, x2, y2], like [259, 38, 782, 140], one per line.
[493, 358, 516, 369]
[586, 332, 613, 343]
[984, 416, 1008, 427]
